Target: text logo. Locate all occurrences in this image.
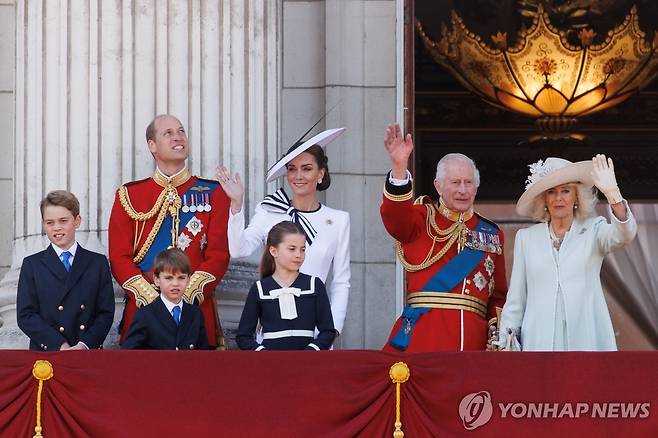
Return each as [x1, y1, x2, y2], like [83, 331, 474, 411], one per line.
[459, 391, 493, 430]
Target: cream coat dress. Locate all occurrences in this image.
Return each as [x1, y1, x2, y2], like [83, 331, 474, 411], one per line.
[500, 204, 637, 351]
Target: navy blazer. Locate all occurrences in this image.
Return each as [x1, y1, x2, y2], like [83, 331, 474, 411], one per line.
[122, 298, 209, 350]
[16, 245, 115, 351]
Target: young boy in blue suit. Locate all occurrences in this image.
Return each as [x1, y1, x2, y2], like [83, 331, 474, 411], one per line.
[122, 248, 209, 350]
[16, 190, 115, 351]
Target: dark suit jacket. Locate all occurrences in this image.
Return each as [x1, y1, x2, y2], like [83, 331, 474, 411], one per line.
[16, 244, 116, 351]
[122, 299, 209, 350]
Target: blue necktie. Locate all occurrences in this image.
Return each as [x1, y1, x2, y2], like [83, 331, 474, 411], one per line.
[172, 306, 181, 325]
[61, 251, 72, 272]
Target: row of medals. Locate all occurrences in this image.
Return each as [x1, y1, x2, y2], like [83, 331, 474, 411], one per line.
[181, 193, 212, 213]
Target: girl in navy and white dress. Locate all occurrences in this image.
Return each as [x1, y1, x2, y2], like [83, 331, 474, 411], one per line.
[217, 128, 350, 337]
[236, 221, 336, 351]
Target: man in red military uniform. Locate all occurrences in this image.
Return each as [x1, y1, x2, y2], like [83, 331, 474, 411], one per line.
[381, 124, 507, 352]
[109, 115, 230, 349]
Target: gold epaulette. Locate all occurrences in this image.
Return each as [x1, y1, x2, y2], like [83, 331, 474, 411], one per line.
[122, 275, 159, 307]
[413, 195, 433, 206]
[183, 271, 217, 305]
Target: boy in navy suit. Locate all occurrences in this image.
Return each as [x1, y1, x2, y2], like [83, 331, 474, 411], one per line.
[122, 249, 209, 350]
[16, 190, 115, 351]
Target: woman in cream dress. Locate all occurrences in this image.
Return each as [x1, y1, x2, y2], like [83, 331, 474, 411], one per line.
[499, 154, 636, 351]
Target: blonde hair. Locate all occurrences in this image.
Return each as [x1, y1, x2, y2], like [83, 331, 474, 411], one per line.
[527, 183, 598, 222]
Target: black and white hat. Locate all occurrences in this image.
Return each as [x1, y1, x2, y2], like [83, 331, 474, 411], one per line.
[266, 127, 345, 182]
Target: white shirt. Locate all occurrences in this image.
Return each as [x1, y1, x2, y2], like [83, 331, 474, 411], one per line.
[228, 201, 351, 333]
[160, 294, 184, 319]
[51, 241, 79, 265]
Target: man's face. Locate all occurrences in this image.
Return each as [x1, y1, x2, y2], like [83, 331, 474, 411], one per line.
[147, 116, 189, 167]
[42, 205, 81, 250]
[434, 161, 477, 212]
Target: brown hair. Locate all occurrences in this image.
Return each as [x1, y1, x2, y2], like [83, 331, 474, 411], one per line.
[259, 221, 306, 278]
[153, 248, 192, 277]
[40, 190, 80, 218]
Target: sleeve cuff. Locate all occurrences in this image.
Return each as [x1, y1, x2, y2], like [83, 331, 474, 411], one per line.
[122, 275, 159, 307]
[183, 271, 217, 304]
[388, 170, 412, 186]
[608, 199, 633, 224]
[384, 171, 413, 202]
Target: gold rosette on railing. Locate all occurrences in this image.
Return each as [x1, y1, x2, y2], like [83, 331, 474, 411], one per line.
[32, 360, 54, 438]
[389, 361, 411, 438]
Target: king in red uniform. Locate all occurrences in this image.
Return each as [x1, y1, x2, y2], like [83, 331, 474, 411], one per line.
[381, 124, 507, 352]
[109, 115, 230, 349]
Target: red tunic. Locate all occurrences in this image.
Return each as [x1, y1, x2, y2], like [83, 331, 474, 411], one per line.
[381, 176, 508, 352]
[109, 170, 230, 348]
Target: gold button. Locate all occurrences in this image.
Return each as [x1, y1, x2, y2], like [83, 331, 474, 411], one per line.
[79, 325, 85, 331]
[58, 305, 64, 311]
[43, 345, 48, 350]
[80, 304, 86, 310]
[465, 289, 470, 294]
[189, 344, 195, 350]
[466, 280, 472, 284]
[59, 326, 65, 333]
[175, 347, 179, 351]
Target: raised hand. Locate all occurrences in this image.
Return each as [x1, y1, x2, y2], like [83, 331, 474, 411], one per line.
[591, 154, 622, 204]
[384, 123, 414, 179]
[216, 166, 244, 213]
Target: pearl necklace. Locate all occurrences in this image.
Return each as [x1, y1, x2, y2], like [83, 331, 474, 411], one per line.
[549, 223, 566, 251]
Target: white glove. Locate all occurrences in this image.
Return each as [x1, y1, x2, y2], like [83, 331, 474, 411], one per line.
[591, 154, 623, 204]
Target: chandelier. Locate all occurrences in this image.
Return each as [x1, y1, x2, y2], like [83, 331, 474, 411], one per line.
[417, 5, 658, 139]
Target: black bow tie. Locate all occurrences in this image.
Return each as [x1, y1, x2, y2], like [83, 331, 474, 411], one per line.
[261, 189, 318, 245]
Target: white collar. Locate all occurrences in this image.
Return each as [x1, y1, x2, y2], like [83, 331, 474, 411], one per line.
[160, 294, 183, 314]
[51, 241, 78, 258]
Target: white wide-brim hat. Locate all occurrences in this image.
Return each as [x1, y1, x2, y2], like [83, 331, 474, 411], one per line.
[266, 127, 346, 182]
[516, 157, 594, 217]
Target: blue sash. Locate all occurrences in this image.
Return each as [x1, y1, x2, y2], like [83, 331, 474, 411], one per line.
[421, 218, 488, 292]
[137, 180, 219, 271]
[388, 218, 490, 351]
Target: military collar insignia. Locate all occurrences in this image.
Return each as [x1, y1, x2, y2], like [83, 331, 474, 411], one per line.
[153, 167, 192, 188]
[437, 198, 474, 222]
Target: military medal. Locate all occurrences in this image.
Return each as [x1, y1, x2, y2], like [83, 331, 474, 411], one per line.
[189, 194, 197, 213]
[182, 194, 190, 213]
[177, 233, 192, 251]
[186, 216, 203, 236]
[204, 193, 212, 212]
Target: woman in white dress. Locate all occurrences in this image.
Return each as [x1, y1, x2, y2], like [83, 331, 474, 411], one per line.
[498, 154, 637, 351]
[216, 128, 351, 335]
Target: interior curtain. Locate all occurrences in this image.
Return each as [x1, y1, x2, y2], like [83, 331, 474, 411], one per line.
[601, 203, 658, 348]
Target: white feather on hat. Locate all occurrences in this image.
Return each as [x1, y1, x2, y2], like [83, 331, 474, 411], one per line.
[516, 157, 594, 217]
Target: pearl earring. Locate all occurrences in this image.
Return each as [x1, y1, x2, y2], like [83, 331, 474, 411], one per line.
[318, 179, 322, 184]
[574, 203, 578, 209]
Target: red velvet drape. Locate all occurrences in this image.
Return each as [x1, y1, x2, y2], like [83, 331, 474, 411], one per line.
[1, 350, 656, 437]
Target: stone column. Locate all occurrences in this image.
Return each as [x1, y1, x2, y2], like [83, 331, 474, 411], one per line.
[0, 0, 279, 348]
[280, 0, 401, 348]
